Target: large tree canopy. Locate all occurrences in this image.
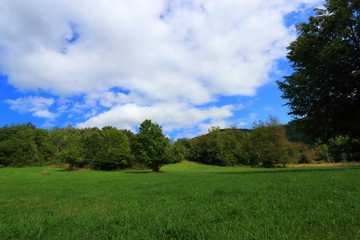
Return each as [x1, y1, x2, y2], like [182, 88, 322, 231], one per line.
[133, 120, 171, 172]
[277, 0, 360, 141]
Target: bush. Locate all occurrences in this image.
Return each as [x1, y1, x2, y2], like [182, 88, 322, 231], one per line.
[328, 135, 360, 162]
[92, 148, 132, 171]
[298, 152, 311, 164]
[314, 143, 332, 163]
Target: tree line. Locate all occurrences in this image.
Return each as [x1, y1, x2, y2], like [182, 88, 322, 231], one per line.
[187, 120, 359, 167]
[0, 120, 178, 171]
[1, 117, 358, 171]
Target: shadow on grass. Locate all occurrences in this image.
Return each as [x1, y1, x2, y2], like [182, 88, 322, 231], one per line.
[53, 168, 166, 174]
[125, 171, 166, 174]
[125, 171, 151, 174]
[213, 166, 360, 175]
[55, 169, 92, 172]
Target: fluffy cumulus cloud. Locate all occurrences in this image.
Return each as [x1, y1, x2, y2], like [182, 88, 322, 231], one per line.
[78, 102, 235, 132]
[0, 0, 323, 135]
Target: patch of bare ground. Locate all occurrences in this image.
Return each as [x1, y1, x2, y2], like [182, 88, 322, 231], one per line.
[39, 170, 50, 175]
[180, 160, 192, 163]
[234, 166, 252, 169]
[288, 162, 360, 168]
[67, 168, 93, 172]
[47, 164, 92, 172]
[47, 164, 67, 168]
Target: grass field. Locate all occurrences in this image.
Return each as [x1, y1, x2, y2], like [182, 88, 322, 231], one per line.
[0, 162, 359, 240]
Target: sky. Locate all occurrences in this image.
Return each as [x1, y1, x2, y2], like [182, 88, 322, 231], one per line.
[0, 0, 324, 138]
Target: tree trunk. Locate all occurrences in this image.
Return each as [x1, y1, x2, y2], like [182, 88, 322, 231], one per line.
[152, 164, 161, 172]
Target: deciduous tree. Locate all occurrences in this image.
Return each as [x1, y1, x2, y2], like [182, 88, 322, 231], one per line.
[133, 120, 170, 172]
[277, 0, 360, 141]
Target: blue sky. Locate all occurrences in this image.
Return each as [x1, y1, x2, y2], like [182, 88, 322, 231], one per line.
[0, 0, 324, 138]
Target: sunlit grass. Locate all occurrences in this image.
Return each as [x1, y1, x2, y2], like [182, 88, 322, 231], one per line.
[0, 163, 359, 239]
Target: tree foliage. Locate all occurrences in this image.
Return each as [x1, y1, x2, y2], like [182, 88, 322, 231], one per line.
[133, 120, 171, 172]
[170, 138, 190, 163]
[188, 123, 327, 167]
[189, 127, 251, 166]
[0, 123, 45, 167]
[277, 0, 360, 141]
[91, 126, 132, 171]
[247, 126, 296, 167]
[0, 117, 357, 170]
[252, 114, 281, 129]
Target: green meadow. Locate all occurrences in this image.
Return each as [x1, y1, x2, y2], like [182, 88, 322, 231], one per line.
[0, 163, 359, 240]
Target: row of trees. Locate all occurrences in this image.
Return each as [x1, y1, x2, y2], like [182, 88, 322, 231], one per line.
[187, 121, 359, 167]
[0, 120, 180, 172]
[1, 117, 358, 171]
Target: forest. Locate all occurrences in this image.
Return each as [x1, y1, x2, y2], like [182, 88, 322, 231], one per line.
[0, 117, 359, 171]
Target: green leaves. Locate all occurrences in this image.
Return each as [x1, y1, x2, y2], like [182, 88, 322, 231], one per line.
[133, 120, 170, 172]
[86, 127, 133, 171]
[277, 0, 360, 141]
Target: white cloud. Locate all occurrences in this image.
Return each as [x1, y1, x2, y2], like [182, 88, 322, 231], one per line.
[0, 0, 324, 135]
[6, 96, 56, 120]
[77, 102, 234, 131]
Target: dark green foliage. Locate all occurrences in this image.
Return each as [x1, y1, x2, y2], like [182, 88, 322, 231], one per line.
[49, 127, 67, 156]
[298, 152, 312, 164]
[0, 116, 357, 170]
[0, 123, 135, 170]
[0, 123, 48, 167]
[57, 147, 82, 170]
[133, 120, 171, 172]
[189, 127, 226, 166]
[247, 126, 295, 167]
[189, 124, 314, 167]
[80, 127, 102, 165]
[189, 127, 252, 166]
[284, 121, 314, 145]
[52, 125, 85, 168]
[327, 135, 360, 162]
[90, 126, 133, 171]
[33, 129, 54, 165]
[314, 142, 333, 163]
[170, 138, 191, 163]
[277, 0, 360, 141]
